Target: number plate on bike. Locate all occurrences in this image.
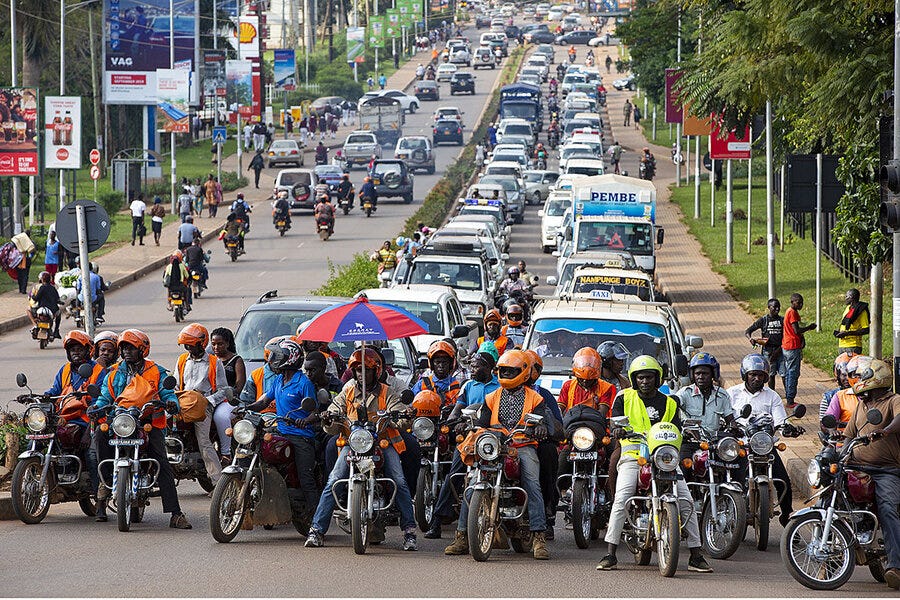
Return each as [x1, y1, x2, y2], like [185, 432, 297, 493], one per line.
[26, 433, 54, 440]
[110, 438, 142, 446]
[709, 459, 739, 469]
[569, 451, 598, 460]
[171, 299, 183, 305]
[357, 457, 375, 473]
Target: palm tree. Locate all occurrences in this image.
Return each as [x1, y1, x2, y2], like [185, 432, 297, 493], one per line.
[18, 0, 58, 88]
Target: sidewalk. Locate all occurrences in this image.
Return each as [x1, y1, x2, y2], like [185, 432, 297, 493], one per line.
[0, 58, 425, 338]
[596, 31, 826, 489]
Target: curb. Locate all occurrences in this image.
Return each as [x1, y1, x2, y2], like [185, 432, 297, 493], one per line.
[0, 492, 14, 521]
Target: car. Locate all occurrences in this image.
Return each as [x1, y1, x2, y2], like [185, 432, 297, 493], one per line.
[449, 72, 476, 95]
[504, 25, 521, 41]
[501, 134, 535, 156]
[449, 46, 472, 66]
[356, 91, 382, 110]
[451, 212, 510, 252]
[560, 143, 600, 162]
[547, 7, 565, 20]
[522, 24, 548, 41]
[436, 63, 458, 82]
[313, 164, 344, 196]
[265, 139, 304, 168]
[534, 44, 555, 63]
[555, 30, 596, 45]
[475, 13, 492, 28]
[309, 95, 346, 116]
[414, 79, 440, 101]
[433, 118, 464, 145]
[561, 14, 582, 31]
[563, 157, 605, 177]
[538, 191, 571, 252]
[433, 106, 465, 128]
[613, 74, 636, 91]
[429, 230, 507, 283]
[517, 73, 542, 87]
[550, 250, 639, 287]
[478, 174, 525, 223]
[394, 136, 435, 174]
[271, 169, 320, 210]
[473, 47, 498, 69]
[379, 89, 420, 113]
[489, 150, 530, 171]
[523, 169, 560, 205]
[497, 119, 535, 143]
[483, 160, 523, 180]
[561, 264, 657, 302]
[368, 159, 414, 203]
[488, 38, 509, 57]
[341, 130, 382, 168]
[529, 29, 558, 44]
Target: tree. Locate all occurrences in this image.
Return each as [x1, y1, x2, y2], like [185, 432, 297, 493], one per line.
[18, 0, 58, 88]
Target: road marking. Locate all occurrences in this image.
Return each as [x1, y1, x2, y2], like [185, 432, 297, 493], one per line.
[297, 242, 304, 248]
[257, 271, 266, 277]
[279, 256, 287, 262]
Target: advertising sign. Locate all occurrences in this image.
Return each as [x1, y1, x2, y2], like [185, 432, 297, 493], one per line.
[0, 88, 39, 176]
[273, 49, 296, 90]
[238, 16, 260, 58]
[710, 117, 752, 160]
[44, 96, 82, 169]
[664, 69, 683, 124]
[226, 59, 253, 117]
[103, 0, 198, 104]
[398, 0, 414, 27]
[347, 27, 366, 63]
[156, 68, 191, 132]
[386, 9, 400, 38]
[682, 101, 710, 136]
[368, 16, 385, 47]
[203, 50, 226, 97]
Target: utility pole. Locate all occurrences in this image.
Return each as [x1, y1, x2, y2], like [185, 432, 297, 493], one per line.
[892, 0, 900, 371]
[10, 0, 21, 233]
[214, 0, 222, 184]
[675, 9, 682, 187]
[765, 99, 776, 300]
[60, 0, 67, 209]
[169, 0, 177, 216]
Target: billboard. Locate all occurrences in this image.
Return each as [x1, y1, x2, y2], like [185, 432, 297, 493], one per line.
[273, 49, 296, 90]
[368, 16, 385, 47]
[347, 28, 366, 64]
[156, 69, 191, 132]
[226, 60, 253, 117]
[664, 69, 683, 124]
[103, 0, 198, 104]
[386, 9, 400, 38]
[203, 50, 226, 97]
[237, 16, 260, 58]
[44, 96, 82, 169]
[710, 117, 752, 160]
[0, 88, 39, 176]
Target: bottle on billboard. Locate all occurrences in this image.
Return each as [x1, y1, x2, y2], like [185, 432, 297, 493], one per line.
[52, 111, 62, 146]
[63, 111, 73, 146]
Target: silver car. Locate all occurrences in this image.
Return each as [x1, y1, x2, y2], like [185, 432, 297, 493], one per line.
[265, 139, 305, 168]
[522, 170, 560, 205]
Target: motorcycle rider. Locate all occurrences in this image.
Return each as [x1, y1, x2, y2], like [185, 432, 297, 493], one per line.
[568, 45, 576, 62]
[471, 309, 509, 356]
[27, 271, 61, 339]
[305, 347, 419, 551]
[183, 238, 209, 291]
[239, 335, 285, 410]
[444, 350, 552, 560]
[597, 341, 631, 391]
[272, 190, 292, 230]
[315, 141, 328, 165]
[415, 63, 425, 80]
[820, 353, 853, 425]
[313, 194, 335, 235]
[412, 340, 461, 406]
[639, 147, 656, 180]
[93, 330, 120, 369]
[497, 266, 533, 304]
[596, 355, 712, 572]
[548, 77, 558, 94]
[231, 193, 251, 234]
[94, 329, 192, 529]
[822, 354, 858, 431]
[676, 352, 733, 434]
[359, 175, 378, 211]
[164, 250, 192, 312]
[841, 356, 900, 590]
[726, 353, 797, 527]
[504, 303, 528, 349]
[336, 174, 354, 210]
[557, 347, 615, 418]
[221, 212, 246, 254]
[175, 323, 227, 491]
[75, 262, 106, 324]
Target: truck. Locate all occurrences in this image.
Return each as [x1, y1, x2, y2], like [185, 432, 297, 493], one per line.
[558, 174, 664, 276]
[357, 95, 405, 148]
[498, 83, 543, 131]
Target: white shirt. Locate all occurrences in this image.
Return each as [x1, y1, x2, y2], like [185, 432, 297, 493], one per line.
[129, 200, 146, 217]
[726, 383, 787, 427]
[180, 352, 228, 406]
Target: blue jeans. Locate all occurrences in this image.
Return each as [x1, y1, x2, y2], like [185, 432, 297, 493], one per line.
[456, 445, 546, 533]
[310, 445, 416, 535]
[873, 472, 900, 569]
[782, 348, 802, 402]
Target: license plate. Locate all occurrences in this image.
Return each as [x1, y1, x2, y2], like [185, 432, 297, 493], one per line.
[37, 322, 50, 328]
[26, 433, 54, 440]
[709, 459, 739, 469]
[171, 299, 183, 305]
[569, 451, 598, 460]
[277, 221, 285, 226]
[227, 243, 237, 248]
[110, 438, 142, 446]
[192, 274, 201, 280]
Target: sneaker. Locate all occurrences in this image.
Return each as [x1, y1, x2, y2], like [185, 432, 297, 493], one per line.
[305, 531, 324, 548]
[786, 401, 798, 410]
[886, 568, 900, 590]
[403, 532, 418, 551]
[424, 522, 442, 539]
[688, 555, 713, 573]
[169, 512, 192, 529]
[596, 554, 618, 570]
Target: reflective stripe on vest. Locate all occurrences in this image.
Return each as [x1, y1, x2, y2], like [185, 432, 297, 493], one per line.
[484, 387, 543, 447]
[422, 376, 460, 406]
[621, 388, 677, 458]
[345, 385, 406, 453]
[250, 367, 275, 413]
[176, 353, 218, 393]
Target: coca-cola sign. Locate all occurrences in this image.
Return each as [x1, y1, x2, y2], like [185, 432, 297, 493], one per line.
[44, 96, 82, 169]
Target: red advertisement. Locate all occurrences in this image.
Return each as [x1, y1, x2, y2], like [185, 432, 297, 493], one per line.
[710, 117, 751, 160]
[0, 88, 39, 176]
[664, 69, 683, 124]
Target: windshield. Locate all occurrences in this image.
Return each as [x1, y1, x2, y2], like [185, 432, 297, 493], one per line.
[235, 309, 321, 361]
[505, 124, 532, 136]
[277, 172, 311, 186]
[565, 121, 591, 135]
[501, 104, 538, 120]
[570, 274, 652, 301]
[562, 146, 593, 159]
[566, 164, 603, 176]
[576, 222, 654, 256]
[379, 301, 444, 335]
[486, 166, 519, 177]
[314, 166, 342, 176]
[527, 318, 669, 375]
[480, 177, 518, 192]
[546, 199, 568, 216]
[347, 134, 375, 144]
[563, 74, 586, 85]
[524, 172, 544, 183]
[408, 261, 484, 291]
[494, 153, 526, 165]
[399, 138, 427, 150]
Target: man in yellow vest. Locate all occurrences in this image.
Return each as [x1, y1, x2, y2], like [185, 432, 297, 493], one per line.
[596, 355, 711, 573]
[175, 323, 227, 489]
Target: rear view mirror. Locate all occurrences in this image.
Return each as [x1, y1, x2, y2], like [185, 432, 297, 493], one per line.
[500, 253, 509, 261]
[418, 357, 429, 370]
[546, 276, 558, 286]
[821, 414, 838, 429]
[741, 404, 753, 419]
[381, 347, 395, 366]
[86, 384, 101, 398]
[16, 373, 28, 388]
[77, 363, 94, 379]
[792, 404, 807, 419]
[611, 416, 630, 428]
[451, 324, 471, 339]
[300, 397, 317, 413]
[317, 388, 331, 406]
[685, 335, 703, 350]
[162, 375, 177, 390]
[866, 408, 884, 426]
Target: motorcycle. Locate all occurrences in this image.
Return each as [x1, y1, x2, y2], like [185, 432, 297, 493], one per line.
[165, 408, 223, 494]
[274, 212, 291, 237]
[535, 155, 547, 171]
[362, 196, 375, 218]
[568, 52, 576, 64]
[72, 300, 101, 331]
[548, 129, 560, 150]
[317, 216, 333, 241]
[189, 262, 208, 299]
[315, 151, 328, 166]
[639, 159, 656, 181]
[412, 406, 455, 532]
[781, 409, 889, 590]
[11, 370, 99, 523]
[209, 397, 320, 543]
[167, 289, 188, 323]
[611, 416, 684, 577]
[31, 306, 56, 349]
[223, 234, 241, 262]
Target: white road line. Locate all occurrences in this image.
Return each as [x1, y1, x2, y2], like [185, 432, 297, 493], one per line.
[257, 271, 266, 277]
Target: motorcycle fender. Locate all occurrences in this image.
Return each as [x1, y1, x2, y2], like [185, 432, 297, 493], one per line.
[115, 459, 131, 469]
[788, 507, 828, 522]
[17, 449, 44, 460]
[250, 465, 293, 526]
[471, 481, 492, 491]
[659, 493, 679, 505]
[222, 465, 245, 475]
[720, 482, 743, 494]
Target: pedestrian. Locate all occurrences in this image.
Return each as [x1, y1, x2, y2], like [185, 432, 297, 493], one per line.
[266, 122, 275, 145]
[249, 149, 265, 189]
[192, 177, 203, 216]
[253, 121, 266, 151]
[782, 292, 816, 410]
[309, 113, 318, 138]
[130, 192, 147, 246]
[192, 114, 202, 140]
[329, 114, 338, 139]
[745, 298, 785, 391]
[11, 229, 35, 294]
[623, 99, 632, 127]
[378, 73, 387, 89]
[834, 288, 869, 355]
[285, 112, 293, 134]
[44, 230, 59, 278]
[299, 116, 309, 147]
[486, 123, 497, 148]
[243, 122, 253, 151]
[178, 190, 193, 223]
[475, 141, 485, 168]
[204, 174, 220, 218]
[150, 196, 166, 246]
[607, 139, 622, 174]
[367, 75, 374, 91]
[632, 105, 642, 130]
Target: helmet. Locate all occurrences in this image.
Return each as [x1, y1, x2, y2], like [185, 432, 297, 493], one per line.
[427, 340, 457, 369]
[477, 340, 500, 365]
[237, 192, 245, 200]
[264, 338, 304, 372]
[524, 349, 543, 380]
[118, 329, 151, 358]
[90, 262, 99, 274]
[506, 303, 524, 327]
[846, 354, 866, 386]
[396, 236, 408, 248]
[597, 341, 630, 361]
[93, 330, 119, 355]
[833, 353, 852, 377]
[507, 266, 520, 276]
[851, 356, 892, 395]
[484, 308, 502, 325]
[688, 352, 720, 381]
[572, 347, 602, 380]
[171, 250, 183, 262]
[627, 355, 663, 388]
[497, 349, 531, 390]
[63, 330, 94, 354]
[348, 347, 383, 380]
[740, 353, 770, 381]
[412, 390, 442, 417]
[263, 335, 291, 363]
[177, 323, 209, 348]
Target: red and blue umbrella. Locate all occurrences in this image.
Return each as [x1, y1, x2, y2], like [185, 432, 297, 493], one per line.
[296, 296, 428, 343]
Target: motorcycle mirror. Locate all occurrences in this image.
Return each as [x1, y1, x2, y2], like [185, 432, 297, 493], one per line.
[162, 375, 177, 390]
[866, 408, 884, 426]
[317, 388, 331, 406]
[223, 386, 234, 402]
[77, 363, 95, 379]
[357, 404, 369, 423]
[86, 383, 101, 398]
[381, 347, 395, 366]
[400, 389, 414, 405]
[740, 404, 753, 418]
[820, 414, 838, 429]
[16, 373, 27, 388]
[417, 356, 429, 371]
[300, 396, 317, 413]
[791, 404, 807, 419]
[524, 412, 544, 424]
[451, 324, 470, 338]
[611, 415, 630, 428]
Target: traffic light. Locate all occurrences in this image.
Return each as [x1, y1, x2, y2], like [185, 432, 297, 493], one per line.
[880, 159, 900, 230]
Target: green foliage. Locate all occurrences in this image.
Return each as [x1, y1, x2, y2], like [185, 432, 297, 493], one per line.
[220, 171, 249, 192]
[315, 61, 366, 101]
[0, 418, 27, 466]
[97, 190, 126, 215]
[833, 145, 889, 265]
[312, 252, 379, 296]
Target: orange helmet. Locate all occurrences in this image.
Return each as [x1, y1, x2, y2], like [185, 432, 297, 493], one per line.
[506, 304, 524, 327]
[524, 349, 543, 381]
[63, 330, 94, 353]
[177, 323, 209, 348]
[427, 340, 457, 369]
[412, 390, 442, 417]
[833, 352, 852, 378]
[348, 347, 383, 380]
[497, 349, 531, 390]
[118, 329, 151, 358]
[171, 250, 183, 262]
[572, 347, 602, 380]
[484, 308, 502, 325]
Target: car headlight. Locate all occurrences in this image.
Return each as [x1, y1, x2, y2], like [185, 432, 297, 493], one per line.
[652, 445, 680, 472]
[24, 407, 47, 433]
[348, 428, 375, 454]
[111, 413, 137, 438]
[232, 419, 256, 445]
[717, 437, 740, 462]
[807, 459, 821, 487]
[570, 426, 595, 451]
[413, 417, 435, 441]
[476, 434, 501, 461]
[749, 431, 774, 456]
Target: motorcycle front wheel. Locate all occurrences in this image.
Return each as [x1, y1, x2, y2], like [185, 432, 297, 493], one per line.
[78, 495, 97, 517]
[700, 488, 747, 559]
[11, 457, 51, 524]
[414, 466, 435, 532]
[116, 465, 132, 532]
[210, 472, 246, 543]
[780, 512, 855, 591]
[657, 500, 680, 578]
[350, 479, 370, 555]
[571, 479, 592, 549]
[755, 483, 771, 551]
[467, 488, 495, 562]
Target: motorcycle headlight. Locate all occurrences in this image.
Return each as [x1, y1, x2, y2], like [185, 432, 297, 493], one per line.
[716, 437, 740, 462]
[111, 413, 137, 438]
[749, 431, 774, 456]
[570, 426, 595, 451]
[348, 428, 375, 454]
[476, 434, 501, 461]
[807, 459, 821, 487]
[23, 407, 48, 433]
[412, 417, 435, 441]
[232, 419, 256, 445]
[652, 445, 680, 472]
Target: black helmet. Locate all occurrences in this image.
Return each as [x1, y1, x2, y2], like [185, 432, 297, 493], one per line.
[264, 338, 304, 372]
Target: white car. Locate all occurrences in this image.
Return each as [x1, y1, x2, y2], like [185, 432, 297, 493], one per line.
[436, 63, 458, 82]
[449, 46, 471, 66]
[433, 106, 465, 128]
[379, 89, 420, 113]
[538, 192, 571, 253]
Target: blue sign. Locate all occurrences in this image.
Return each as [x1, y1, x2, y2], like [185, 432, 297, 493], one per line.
[212, 126, 227, 144]
[273, 49, 297, 91]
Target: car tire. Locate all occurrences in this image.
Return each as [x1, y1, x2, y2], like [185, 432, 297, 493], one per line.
[410, 102, 418, 113]
[427, 165, 435, 174]
[403, 193, 413, 204]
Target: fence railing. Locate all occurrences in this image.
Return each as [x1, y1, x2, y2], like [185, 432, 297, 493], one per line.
[786, 211, 870, 283]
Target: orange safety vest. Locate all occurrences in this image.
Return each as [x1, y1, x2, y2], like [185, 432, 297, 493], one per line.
[421, 376, 460, 407]
[250, 366, 276, 413]
[105, 360, 167, 429]
[59, 362, 105, 423]
[836, 388, 858, 428]
[484, 386, 544, 447]
[176, 352, 218, 392]
[560, 378, 613, 417]
[477, 335, 509, 356]
[345, 384, 406, 453]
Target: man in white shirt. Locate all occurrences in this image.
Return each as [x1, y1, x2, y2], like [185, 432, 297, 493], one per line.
[129, 193, 146, 246]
